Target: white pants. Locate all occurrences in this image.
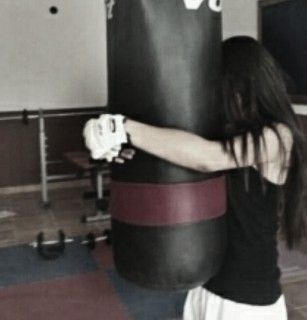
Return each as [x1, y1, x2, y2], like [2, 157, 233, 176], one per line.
[183, 287, 288, 320]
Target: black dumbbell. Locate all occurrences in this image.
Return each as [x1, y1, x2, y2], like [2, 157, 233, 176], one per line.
[31, 229, 112, 258]
[31, 230, 73, 260]
[82, 229, 112, 250]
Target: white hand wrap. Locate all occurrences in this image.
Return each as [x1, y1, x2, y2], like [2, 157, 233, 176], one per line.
[83, 114, 128, 160]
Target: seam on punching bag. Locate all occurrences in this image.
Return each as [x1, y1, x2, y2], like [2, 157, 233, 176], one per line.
[110, 176, 226, 226]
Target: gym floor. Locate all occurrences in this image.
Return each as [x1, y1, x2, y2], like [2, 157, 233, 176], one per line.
[0, 184, 108, 248]
[0, 184, 306, 320]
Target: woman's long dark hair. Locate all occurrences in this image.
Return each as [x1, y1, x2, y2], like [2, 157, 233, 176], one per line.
[221, 36, 306, 249]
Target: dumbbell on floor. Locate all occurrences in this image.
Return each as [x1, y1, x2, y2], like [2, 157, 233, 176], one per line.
[30, 230, 71, 260]
[82, 230, 112, 249]
[30, 229, 112, 260]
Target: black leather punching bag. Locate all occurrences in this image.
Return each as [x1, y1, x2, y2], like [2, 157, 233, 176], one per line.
[108, 0, 227, 290]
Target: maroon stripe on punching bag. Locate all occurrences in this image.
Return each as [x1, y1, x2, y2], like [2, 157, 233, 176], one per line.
[110, 176, 226, 226]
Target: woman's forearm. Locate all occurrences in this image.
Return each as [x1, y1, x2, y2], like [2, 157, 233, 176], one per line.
[124, 120, 292, 175]
[124, 119, 225, 172]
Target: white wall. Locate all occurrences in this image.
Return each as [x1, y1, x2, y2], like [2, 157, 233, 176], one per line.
[0, 0, 108, 112]
[222, 0, 259, 39]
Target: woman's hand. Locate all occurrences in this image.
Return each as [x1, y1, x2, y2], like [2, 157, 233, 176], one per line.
[103, 147, 136, 164]
[113, 148, 136, 164]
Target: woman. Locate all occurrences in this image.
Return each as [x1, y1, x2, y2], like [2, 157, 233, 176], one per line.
[83, 36, 306, 319]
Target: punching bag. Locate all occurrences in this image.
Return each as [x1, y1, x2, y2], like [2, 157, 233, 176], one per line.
[108, 0, 227, 290]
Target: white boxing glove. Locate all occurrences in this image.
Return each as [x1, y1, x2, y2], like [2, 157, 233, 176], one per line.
[83, 114, 128, 160]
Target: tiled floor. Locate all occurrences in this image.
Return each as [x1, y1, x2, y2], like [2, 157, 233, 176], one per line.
[0, 184, 306, 319]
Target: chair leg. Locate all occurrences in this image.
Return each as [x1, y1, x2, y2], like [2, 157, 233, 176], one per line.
[81, 168, 110, 223]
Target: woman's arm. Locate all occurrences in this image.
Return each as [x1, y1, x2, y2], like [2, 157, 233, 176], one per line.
[125, 120, 293, 173]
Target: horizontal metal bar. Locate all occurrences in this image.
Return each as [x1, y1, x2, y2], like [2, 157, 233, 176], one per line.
[44, 110, 103, 118]
[0, 114, 37, 121]
[30, 238, 74, 248]
[0, 109, 104, 121]
[47, 173, 90, 182]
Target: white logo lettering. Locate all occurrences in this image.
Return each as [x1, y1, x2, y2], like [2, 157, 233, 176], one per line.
[183, 0, 205, 10]
[105, 0, 116, 19]
[208, 0, 222, 12]
[183, 0, 222, 12]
